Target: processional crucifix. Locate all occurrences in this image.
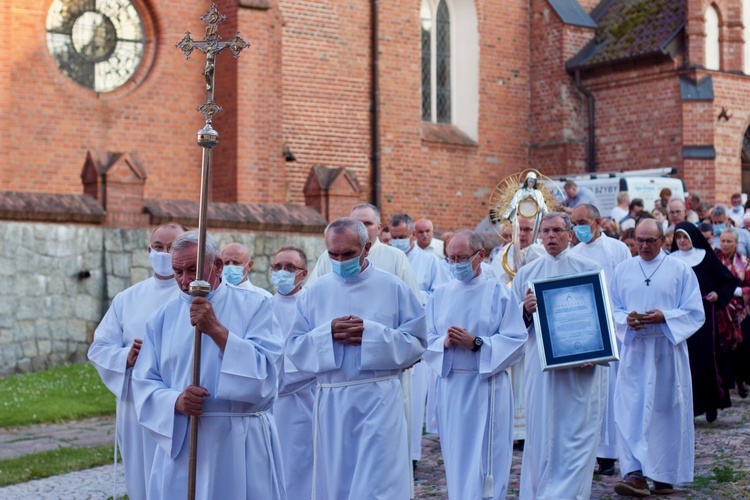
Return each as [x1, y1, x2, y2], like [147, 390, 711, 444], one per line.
[175, 4, 249, 499]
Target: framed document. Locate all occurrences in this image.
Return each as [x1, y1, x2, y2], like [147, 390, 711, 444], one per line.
[530, 270, 618, 371]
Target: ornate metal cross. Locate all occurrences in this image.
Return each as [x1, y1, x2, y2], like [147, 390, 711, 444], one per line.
[175, 5, 248, 500]
[176, 3, 249, 145]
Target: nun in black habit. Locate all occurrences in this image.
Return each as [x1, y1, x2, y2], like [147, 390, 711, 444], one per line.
[670, 222, 738, 421]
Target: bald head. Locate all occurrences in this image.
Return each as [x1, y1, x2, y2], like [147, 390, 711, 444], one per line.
[415, 218, 435, 249]
[350, 205, 381, 244]
[668, 199, 686, 225]
[221, 242, 253, 283]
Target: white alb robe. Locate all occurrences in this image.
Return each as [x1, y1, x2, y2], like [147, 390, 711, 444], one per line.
[610, 251, 704, 484]
[271, 290, 315, 500]
[133, 282, 285, 499]
[286, 263, 426, 500]
[423, 237, 444, 259]
[87, 275, 181, 500]
[424, 273, 526, 499]
[512, 249, 605, 500]
[236, 277, 273, 298]
[489, 243, 545, 286]
[405, 245, 449, 461]
[571, 234, 631, 459]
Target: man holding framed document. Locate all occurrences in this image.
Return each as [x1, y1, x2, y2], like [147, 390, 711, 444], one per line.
[511, 212, 607, 500]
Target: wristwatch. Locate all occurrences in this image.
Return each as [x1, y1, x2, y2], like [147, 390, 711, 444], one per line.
[472, 336, 483, 352]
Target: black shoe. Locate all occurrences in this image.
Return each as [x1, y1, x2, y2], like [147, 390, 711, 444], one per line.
[739, 387, 748, 399]
[706, 408, 718, 423]
[596, 458, 616, 476]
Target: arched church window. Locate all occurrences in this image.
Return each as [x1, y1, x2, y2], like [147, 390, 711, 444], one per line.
[421, 0, 451, 123]
[705, 5, 720, 71]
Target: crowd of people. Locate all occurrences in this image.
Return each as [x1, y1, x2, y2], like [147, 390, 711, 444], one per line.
[84, 185, 750, 499]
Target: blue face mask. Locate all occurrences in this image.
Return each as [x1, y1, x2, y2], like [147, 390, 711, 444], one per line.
[272, 270, 299, 295]
[222, 265, 245, 286]
[713, 224, 726, 236]
[331, 251, 364, 279]
[449, 260, 477, 283]
[573, 223, 594, 244]
[391, 238, 411, 254]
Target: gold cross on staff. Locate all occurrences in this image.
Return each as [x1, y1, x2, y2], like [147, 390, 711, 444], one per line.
[175, 3, 249, 125]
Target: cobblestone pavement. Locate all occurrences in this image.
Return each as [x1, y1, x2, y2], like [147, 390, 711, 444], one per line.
[1, 393, 749, 499]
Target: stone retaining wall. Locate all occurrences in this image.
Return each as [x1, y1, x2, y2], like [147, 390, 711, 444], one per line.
[0, 222, 325, 376]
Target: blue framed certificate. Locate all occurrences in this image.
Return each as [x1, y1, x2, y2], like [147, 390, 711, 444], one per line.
[530, 270, 618, 371]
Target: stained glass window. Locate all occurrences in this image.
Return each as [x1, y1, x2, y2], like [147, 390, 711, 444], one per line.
[421, 0, 451, 123]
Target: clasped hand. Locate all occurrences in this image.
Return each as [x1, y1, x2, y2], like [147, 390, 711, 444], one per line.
[190, 297, 228, 350]
[331, 315, 364, 345]
[175, 385, 210, 416]
[444, 326, 476, 350]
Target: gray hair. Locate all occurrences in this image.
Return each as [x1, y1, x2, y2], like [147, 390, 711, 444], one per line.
[390, 213, 414, 231]
[172, 230, 220, 261]
[577, 203, 600, 219]
[722, 228, 739, 242]
[711, 204, 728, 218]
[275, 245, 308, 267]
[325, 217, 369, 248]
[351, 203, 381, 223]
[542, 212, 572, 230]
[451, 228, 484, 253]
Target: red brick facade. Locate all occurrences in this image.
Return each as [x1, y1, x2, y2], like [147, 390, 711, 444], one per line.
[3, 0, 750, 232]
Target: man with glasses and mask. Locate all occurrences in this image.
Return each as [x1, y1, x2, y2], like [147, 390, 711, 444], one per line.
[710, 205, 750, 256]
[424, 229, 526, 499]
[269, 246, 313, 500]
[88, 222, 187, 500]
[511, 212, 605, 499]
[609, 219, 704, 497]
[287, 217, 426, 499]
[570, 204, 631, 476]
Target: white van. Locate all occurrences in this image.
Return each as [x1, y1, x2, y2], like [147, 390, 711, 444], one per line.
[547, 168, 687, 215]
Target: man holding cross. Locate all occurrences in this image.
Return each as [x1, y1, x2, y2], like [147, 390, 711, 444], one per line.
[132, 230, 285, 499]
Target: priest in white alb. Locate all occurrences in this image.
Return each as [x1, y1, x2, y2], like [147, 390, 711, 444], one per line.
[424, 229, 526, 499]
[390, 212, 449, 469]
[609, 219, 704, 497]
[132, 231, 285, 499]
[269, 245, 315, 500]
[286, 217, 426, 499]
[88, 223, 186, 500]
[512, 212, 605, 500]
[569, 203, 632, 477]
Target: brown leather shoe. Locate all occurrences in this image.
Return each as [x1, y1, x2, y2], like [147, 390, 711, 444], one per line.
[651, 481, 674, 495]
[614, 475, 651, 497]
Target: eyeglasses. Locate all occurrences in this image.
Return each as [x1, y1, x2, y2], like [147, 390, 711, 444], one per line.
[635, 237, 661, 245]
[445, 250, 480, 264]
[271, 264, 305, 273]
[150, 245, 172, 253]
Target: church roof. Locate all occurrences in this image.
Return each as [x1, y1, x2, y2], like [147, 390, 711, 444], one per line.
[567, 0, 685, 71]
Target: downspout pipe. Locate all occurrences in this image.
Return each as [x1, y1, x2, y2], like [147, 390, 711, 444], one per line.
[371, 0, 381, 208]
[574, 69, 596, 173]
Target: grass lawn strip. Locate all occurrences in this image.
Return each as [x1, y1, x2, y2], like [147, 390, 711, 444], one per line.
[0, 445, 115, 487]
[0, 363, 114, 428]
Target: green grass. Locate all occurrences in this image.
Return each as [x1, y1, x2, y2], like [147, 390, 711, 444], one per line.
[0, 444, 115, 487]
[0, 363, 115, 428]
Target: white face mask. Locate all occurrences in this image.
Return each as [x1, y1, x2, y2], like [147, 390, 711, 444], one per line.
[149, 249, 174, 277]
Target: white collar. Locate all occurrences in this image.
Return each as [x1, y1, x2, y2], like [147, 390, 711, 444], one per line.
[671, 247, 706, 267]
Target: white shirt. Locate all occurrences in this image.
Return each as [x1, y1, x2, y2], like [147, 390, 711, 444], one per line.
[133, 283, 284, 499]
[236, 277, 273, 298]
[88, 275, 180, 500]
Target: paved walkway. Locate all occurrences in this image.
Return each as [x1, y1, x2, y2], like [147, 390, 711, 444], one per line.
[1, 394, 749, 498]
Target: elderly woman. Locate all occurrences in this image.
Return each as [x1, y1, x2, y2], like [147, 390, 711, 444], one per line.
[715, 228, 750, 398]
[670, 222, 738, 421]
